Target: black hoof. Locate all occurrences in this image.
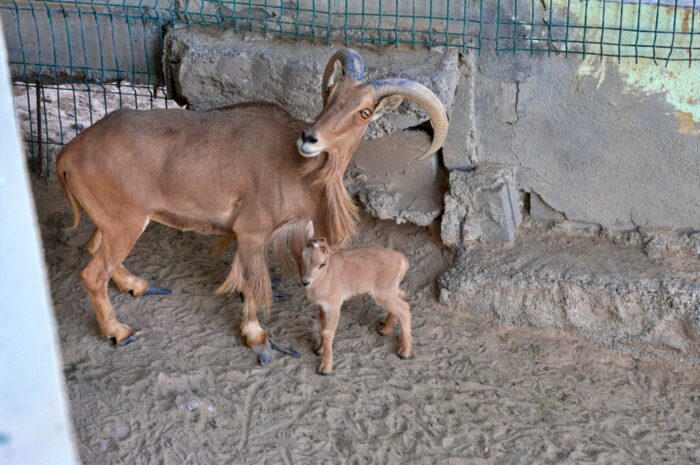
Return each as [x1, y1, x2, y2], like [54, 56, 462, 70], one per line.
[143, 286, 172, 296]
[113, 328, 151, 347]
[269, 337, 300, 358]
[271, 276, 288, 301]
[272, 290, 290, 301]
[251, 339, 274, 366]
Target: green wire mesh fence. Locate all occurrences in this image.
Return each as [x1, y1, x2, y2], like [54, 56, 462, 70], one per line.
[1, 0, 699, 176]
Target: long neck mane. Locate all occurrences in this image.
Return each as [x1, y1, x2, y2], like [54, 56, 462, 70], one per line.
[299, 151, 359, 247]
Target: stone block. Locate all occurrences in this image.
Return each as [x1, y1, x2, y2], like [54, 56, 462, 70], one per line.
[348, 130, 445, 226]
[163, 26, 460, 138]
[442, 67, 476, 171]
[441, 164, 522, 246]
[529, 192, 566, 222]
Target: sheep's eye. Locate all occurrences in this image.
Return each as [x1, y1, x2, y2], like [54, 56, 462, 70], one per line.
[360, 108, 372, 119]
[319, 263, 326, 269]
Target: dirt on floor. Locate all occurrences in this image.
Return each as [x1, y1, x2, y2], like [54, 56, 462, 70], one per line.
[34, 178, 699, 465]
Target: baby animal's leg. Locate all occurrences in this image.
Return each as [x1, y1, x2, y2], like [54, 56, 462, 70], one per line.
[315, 309, 326, 355]
[378, 314, 398, 336]
[317, 304, 341, 375]
[374, 294, 412, 359]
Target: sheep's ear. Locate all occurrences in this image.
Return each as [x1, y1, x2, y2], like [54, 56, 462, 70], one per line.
[305, 221, 315, 240]
[371, 95, 404, 121]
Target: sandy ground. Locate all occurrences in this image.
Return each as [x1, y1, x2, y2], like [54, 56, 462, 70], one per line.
[31, 177, 699, 465]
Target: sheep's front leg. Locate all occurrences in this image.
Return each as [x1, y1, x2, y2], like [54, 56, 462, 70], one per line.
[317, 303, 341, 375]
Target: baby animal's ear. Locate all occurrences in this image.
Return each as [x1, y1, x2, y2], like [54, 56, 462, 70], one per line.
[305, 220, 315, 240]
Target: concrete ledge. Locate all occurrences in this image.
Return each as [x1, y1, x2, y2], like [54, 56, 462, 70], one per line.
[439, 228, 700, 364]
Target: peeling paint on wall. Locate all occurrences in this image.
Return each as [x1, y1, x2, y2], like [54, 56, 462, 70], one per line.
[579, 56, 700, 129]
[675, 111, 700, 135]
[555, 0, 700, 130]
[578, 55, 700, 121]
[566, 0, 700, 126]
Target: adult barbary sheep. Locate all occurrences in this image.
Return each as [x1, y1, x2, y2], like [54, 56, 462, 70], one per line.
[55, 48, 448, 365]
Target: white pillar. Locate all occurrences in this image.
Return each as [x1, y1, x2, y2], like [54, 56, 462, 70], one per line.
[0, 19, 79, 465]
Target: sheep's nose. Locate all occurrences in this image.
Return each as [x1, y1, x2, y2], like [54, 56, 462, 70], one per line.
[301, 130, 318, 144]
[301, 280, 311, 287]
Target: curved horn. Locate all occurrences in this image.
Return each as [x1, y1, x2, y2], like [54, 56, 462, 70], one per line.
[322, 49, 365, 104]
[371, 78, 449, 160]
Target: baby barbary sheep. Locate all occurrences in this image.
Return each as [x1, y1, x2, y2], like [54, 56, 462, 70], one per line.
[300, 223, 412, 375]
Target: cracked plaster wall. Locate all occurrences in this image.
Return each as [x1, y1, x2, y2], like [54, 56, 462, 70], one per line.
[469, 52, 700, 232]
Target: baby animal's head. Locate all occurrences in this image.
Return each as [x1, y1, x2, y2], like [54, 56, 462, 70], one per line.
[300, 220, 333, 288]
[300, 238, 331, 288]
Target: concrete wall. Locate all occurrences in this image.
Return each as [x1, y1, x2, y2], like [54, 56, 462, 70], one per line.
[469, 52, 700, 232]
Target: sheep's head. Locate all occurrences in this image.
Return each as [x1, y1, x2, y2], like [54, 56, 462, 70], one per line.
[297, 49, 449, 161]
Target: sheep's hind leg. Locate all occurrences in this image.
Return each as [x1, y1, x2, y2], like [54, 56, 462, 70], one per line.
[81, 221, 149, 346]
[85, 228, 171, 297]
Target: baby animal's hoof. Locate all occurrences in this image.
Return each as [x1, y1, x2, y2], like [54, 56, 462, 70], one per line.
[316, 363, 333, 375]
[396, 348, 413, 360]
[377, 322, 394, 336]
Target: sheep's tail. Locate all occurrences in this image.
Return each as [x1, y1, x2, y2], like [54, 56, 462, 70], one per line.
[56, 151, 81, 230]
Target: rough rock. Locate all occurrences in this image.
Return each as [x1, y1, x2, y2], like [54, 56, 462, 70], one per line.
[442, 67, 476, 171]
[639, 229, 700, 259]
[163, 26, 460, 138]
[441, 164, 522, 246]
[439, 227, 700, 364]
[348, 130, 446, 226]
[529, 192, 566, 222]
